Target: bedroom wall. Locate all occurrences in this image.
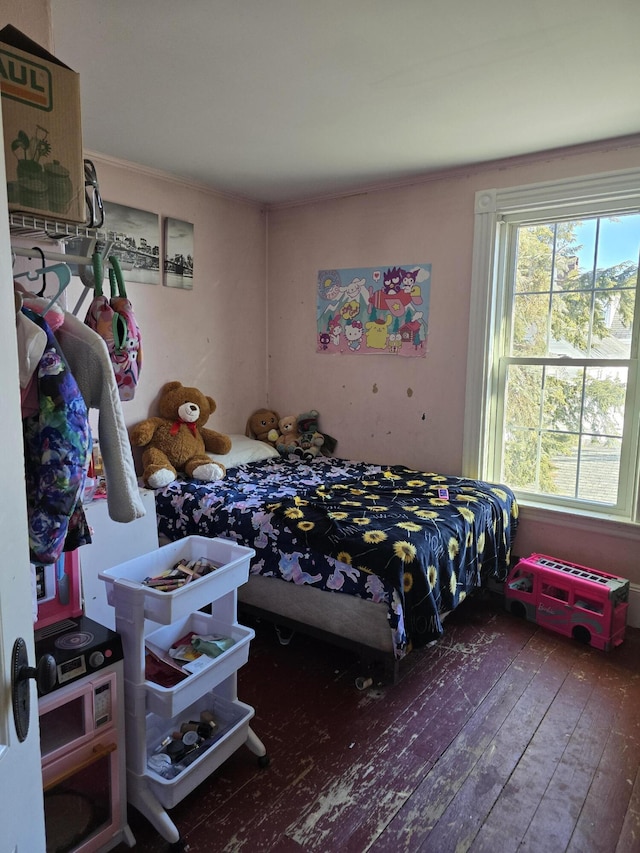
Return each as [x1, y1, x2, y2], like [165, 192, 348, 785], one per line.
[266, 138, 640, 616]
[62, 155, 268, 436]
[2, 0, 50, 45]
[3, 3, 269, 441]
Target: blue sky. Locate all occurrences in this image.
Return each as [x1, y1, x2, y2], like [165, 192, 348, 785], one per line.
[574, 213, 640, 270]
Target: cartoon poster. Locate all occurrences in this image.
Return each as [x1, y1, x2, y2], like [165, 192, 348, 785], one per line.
[317, 264, 430, 356]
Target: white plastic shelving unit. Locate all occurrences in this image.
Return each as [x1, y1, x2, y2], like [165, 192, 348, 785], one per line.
[100, 536, 268, 848]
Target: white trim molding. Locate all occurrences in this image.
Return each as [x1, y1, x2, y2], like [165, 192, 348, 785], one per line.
[463, 166, 640, 491]
[628, 584, 640, 630]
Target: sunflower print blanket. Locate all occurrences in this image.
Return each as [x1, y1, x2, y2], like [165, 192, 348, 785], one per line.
[154, 457, 518, 655]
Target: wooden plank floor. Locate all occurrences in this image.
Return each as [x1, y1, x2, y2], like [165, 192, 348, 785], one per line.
[113, 593, 640, 852]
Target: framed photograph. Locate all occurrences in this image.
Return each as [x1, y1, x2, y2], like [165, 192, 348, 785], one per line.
[102, 201, 161, 285]
[163, 217, 194, 289]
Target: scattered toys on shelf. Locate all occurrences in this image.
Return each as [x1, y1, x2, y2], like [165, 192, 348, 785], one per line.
[168, 630, 235, 671]
[148, 709, 224, 779]
[142, 557, 222, 592]
[145, 626, 236, 685]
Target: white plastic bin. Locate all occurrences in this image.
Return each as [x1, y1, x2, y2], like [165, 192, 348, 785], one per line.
[144, 612, 254, 717]
[99, 536, 254, 624]
[144, 693, 255, 809]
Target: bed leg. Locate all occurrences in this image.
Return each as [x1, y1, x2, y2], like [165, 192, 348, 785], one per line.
[381, 657, 400, 685]
[274, 624, 295, 646]
[355, 654, 399, 688]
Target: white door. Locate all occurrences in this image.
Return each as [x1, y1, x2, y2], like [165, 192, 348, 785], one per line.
[0, 112, 47, 850]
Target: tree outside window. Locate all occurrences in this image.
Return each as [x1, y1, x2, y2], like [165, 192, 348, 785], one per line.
[465, 171, 640, 522]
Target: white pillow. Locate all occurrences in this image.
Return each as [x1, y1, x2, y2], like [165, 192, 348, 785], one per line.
[207, 434, 279, 469]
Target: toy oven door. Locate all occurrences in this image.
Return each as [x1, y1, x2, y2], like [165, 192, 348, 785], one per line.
[39, 671, 122, 852]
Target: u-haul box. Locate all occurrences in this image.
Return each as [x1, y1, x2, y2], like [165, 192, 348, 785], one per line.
[0, 24, 84, 224]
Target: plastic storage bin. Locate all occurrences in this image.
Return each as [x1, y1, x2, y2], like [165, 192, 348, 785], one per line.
[102, 534, 267, 844]
[99, 536, 253, 624]
[144, 612, 254, 716]
[143, 693, 255, 809]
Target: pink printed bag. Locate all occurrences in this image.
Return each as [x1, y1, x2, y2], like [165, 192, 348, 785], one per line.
[84, 254, 142, 401]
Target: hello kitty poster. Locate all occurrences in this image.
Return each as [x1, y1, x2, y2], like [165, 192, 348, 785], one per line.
[317, 264, 431, 356]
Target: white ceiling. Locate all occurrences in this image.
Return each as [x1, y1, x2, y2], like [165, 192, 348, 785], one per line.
[50, 0, 640, 206]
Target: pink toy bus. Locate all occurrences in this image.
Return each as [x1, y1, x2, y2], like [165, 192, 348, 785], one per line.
[504, 553, 629, 651]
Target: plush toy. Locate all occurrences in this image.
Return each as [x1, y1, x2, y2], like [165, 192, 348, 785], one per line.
[274, 415, 300, 455]
[296, 409, 324, 460]
[245, 408, 280, 445]
[130, 380, 232, 488]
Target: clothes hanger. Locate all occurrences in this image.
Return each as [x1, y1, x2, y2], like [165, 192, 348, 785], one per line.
[33, 247, 46, 295]
[14, 260, 72, 315]
[71, 240, 116, 316]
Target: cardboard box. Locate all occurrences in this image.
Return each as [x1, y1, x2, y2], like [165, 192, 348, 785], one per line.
[0, 24, 84, 224]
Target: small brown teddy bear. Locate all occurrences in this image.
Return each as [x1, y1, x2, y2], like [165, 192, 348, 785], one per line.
[245, 408, 280, 445]
[275, 415, 300, 455]
[130, 381, 232, 488]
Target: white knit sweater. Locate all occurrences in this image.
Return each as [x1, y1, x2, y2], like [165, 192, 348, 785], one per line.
[56, 310, 146, 522]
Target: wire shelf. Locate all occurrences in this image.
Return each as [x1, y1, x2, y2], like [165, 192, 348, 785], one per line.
[9, 212, 125, 243]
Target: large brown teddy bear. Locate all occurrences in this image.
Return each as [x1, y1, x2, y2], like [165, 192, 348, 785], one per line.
[130, 381, 232, 488]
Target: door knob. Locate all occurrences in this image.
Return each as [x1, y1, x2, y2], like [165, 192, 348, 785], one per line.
[11, 637, 56, 742]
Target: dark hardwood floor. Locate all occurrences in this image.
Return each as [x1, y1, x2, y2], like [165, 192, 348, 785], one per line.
[115, 592, 640, 852]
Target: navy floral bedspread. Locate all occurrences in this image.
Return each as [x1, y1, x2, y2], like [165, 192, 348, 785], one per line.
[154, 457, 518, 659]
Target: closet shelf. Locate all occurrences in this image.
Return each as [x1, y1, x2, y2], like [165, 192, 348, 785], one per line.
[9, 212, 124, 244]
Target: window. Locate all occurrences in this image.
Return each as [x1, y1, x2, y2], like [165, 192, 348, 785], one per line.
[541, 582, 570, 603]
[507, 568, 534, 594]
[464, 169, 640, 523]
[574, 596, 604, 615]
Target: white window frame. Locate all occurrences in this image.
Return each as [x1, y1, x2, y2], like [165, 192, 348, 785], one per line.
[463, 167, 640, 526]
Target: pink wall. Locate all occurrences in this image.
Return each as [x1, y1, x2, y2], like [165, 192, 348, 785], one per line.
[267, 140, 640, 471]
[64, 156, 268, 437]
[266, 140, 640, 595]
[2, 0, 51, 45]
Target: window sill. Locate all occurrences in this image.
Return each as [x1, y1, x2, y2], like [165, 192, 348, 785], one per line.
[517, 500, 640, 541]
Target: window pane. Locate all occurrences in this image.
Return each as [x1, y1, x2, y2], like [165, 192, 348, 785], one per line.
[514, 216, 639, 361]
[543, 431, 579, 497]
[542, 367, 582, 432]
[571, 218, 597, 290]
[553, 221, 583, 291]
[592, 291, 633, 359]
[577, 435, 621, 504]
[504, 364, 543, 429]
[597, 215, 640, 269]
[504, 362, 628, 503]
[549, 292, 593, 356]
[503, 429, 539, 491]
[512, 294, 550, 356]
[575, 214, 639, 358]
[515, 225, 554, 294]
[583, 366, 627, 439]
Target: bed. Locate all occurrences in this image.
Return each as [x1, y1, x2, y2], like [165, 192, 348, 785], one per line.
[153, 437, 519, 680]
